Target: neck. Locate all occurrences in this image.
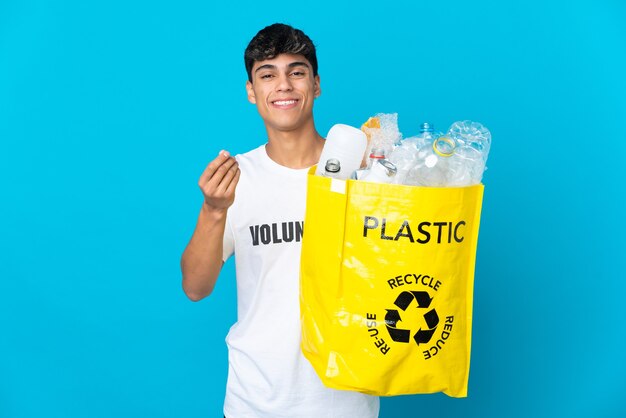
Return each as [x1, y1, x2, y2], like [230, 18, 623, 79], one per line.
[265, 119, 325, 169]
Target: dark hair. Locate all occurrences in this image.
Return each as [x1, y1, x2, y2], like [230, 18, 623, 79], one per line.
[244, 23, 318, 82]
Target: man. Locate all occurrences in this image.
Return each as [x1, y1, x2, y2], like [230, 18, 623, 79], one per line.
[181, 24, 380, 417]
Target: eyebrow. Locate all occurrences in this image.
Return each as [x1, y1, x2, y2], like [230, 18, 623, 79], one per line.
[254, 61, 311, 74]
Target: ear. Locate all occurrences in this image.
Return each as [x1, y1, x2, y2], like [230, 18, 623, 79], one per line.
[314, 75, 321, 98]
[246, 80, 256, 104]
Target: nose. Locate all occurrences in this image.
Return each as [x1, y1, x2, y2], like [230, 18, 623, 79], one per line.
[275, 73, 293, 92]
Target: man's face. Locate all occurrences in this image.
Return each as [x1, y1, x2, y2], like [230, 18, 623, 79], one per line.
[246, 53, 321, 133]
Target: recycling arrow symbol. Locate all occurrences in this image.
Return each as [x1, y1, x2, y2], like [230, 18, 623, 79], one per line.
[385, 290, 439, 346]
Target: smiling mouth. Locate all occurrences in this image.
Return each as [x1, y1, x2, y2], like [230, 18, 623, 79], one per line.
[271, 99, 299, 108]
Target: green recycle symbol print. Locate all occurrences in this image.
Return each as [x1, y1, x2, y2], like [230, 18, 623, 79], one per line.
[385, 291, 439, 345]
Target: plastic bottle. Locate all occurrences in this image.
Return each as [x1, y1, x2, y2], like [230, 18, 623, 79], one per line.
[407, 135, 457, 187]
[446, 120, 492, 185]
[316, 124, 367, 180]
[323, 159, 342, 179]
[350, 168, 368, 180]
[413, 122, 442, 149]
[388, 142, 418, 184]
[447, 120, 491, 162]
[367, 147, 385, 168]
[361, 159, 398, 184]
[446, 147, 483, 186]
[420, 122, 435, 136]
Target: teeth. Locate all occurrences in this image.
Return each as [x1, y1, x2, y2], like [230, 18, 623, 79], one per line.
[274, 100, 296, 105]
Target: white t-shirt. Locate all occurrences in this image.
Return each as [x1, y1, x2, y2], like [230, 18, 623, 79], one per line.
[222, 144, 379, 418]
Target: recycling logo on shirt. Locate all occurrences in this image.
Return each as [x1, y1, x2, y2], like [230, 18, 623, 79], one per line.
[384, 291, 439, 346]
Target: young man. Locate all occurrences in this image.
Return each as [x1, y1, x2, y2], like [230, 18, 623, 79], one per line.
[181, 24, 380, 417]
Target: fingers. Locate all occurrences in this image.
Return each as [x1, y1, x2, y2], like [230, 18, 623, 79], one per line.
[198, 150, 234, 186]
[215, 161, 240, 195]
[198, 150, 240, 210]
[224, 166, 241, 196]
[205, 156, 238, 190]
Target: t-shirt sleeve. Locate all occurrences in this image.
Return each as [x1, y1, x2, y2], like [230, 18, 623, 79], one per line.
[222, 212, 234, 262]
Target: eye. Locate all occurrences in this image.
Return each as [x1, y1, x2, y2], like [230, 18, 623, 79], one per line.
[260, 73, 274, 80]
[290, 71, 306, 77]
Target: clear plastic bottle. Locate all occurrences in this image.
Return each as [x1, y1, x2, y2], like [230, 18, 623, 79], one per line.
[413, 122, 442, 149]
[447, 120, 492, 184]
[406, 136, 457, 187]
[388, 142, 418, 184]
[447, 120, 491, 162]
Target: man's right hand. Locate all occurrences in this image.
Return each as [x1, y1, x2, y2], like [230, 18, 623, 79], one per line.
[181, 150, 240, 301]
[198, 150, 241, 211]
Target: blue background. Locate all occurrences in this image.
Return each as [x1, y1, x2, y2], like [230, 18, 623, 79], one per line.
[1, 0, 625, 417]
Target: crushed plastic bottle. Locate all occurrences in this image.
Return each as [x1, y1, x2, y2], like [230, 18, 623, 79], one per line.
[361, 159, 398, 184]
[446, 120, 492, 185]
[447, 120, 491, 161]
[388, 141, 418, 184]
